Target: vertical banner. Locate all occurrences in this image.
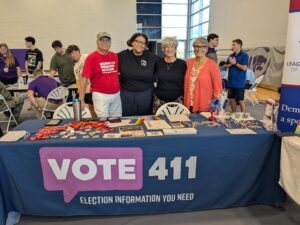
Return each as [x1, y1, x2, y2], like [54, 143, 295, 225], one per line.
[277, 0, 300, 132]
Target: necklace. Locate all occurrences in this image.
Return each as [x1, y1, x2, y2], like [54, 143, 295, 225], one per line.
[193, 57, 207, 70]
[165, 58, 176, 71]
[166, 62, 174, 71]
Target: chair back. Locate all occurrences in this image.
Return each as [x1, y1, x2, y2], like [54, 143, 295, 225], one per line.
[0, 94, 10, 113]
[249, 75, 264, 91]
[0, 94, 18, 132]
[220, 90, 228, 109]
[47, 86, 69, 101]
[155, 102, 190, 116]
[53, 102, 92, 119]
[41, 86, 69, 119]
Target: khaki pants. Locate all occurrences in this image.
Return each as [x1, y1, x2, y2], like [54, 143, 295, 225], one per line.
[31, 97, 62, 119]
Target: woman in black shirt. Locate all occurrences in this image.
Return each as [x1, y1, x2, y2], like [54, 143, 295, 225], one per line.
[153, 37, 187, 114]
[118, 33, 157, 116]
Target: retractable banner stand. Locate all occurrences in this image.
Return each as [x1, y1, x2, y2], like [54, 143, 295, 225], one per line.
[277, 0, 300, 132]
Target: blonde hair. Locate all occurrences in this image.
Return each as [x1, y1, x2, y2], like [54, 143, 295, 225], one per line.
[162, 37, 178, 49]
[192, 37, 208, 47]
[0, 43, 15, 67]
[32, 69, 44, 77]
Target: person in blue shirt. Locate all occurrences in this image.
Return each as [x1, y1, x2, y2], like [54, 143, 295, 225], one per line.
[219, 61, 228, 89]
[245, 68, 255, 89]
[224, 39, 249, 112]
[219, 63, 255, 91]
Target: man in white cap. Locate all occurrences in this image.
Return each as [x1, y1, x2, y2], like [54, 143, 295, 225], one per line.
[80, 32, 121, 118]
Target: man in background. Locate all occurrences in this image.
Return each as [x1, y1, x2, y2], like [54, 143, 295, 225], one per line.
[206, 33, 219, 63]
[50, 40, 75, 87]
[27, 69, 62, 119]
[219, 61, 228, 89]
[66, 44, 95, 116]
[245, 68, 255, 89]
[224, 39, 249, 112]
[24, 36, 43, 84]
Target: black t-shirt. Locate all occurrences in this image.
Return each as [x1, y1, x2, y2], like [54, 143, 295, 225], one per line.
[154, 58, 187, 101]
[25, 48, 43, 74]
[118, 49, 158, 92]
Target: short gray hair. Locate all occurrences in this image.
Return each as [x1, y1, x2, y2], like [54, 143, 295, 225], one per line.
[193, 37, 208, 47]
[162, 37, 178, 49]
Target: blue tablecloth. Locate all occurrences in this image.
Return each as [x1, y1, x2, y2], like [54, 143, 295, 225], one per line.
[0, 118, 285, 225]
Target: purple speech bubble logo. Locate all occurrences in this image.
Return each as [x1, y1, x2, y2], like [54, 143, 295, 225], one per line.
[39, 147, 143, 203]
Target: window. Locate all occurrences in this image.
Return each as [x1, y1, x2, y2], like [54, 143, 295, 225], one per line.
[136, 0, 210, 58]
[161, 0, 188, 58]
[162, 16, 187, 28]
[136, 0, 188, 59]
[188, 0, 210, 57]
[142, 28, 162, 39]
[137, 15, 161, 27]
[137, 1, 162, 41]
[137, 0, 161, 2]
[162, 28, 187, 39]
[137, 4, 161, 14]
[162, 4, 187, 15]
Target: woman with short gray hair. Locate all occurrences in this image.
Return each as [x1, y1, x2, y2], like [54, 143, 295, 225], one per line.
[184, 37, 222, 112]
[161, 37, 178, 49]
[153, 37, 187, 114]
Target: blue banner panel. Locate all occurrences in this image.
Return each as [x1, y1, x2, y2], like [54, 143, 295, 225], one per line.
[277, 85, 300, 132]
[0, 119, 285, 225]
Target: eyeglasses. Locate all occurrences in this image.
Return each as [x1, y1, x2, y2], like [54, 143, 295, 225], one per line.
[163, 45, 176, 49]
[193, 45, 207, 49]
[134, 40, 146, 46]
[99, 38, 111, 43]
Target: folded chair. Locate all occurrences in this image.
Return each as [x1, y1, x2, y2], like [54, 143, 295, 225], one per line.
[245, 75, 264, 106]
[0, 94, 18, 132]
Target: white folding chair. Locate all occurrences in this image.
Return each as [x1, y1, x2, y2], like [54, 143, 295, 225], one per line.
[155, 102, 190, 116]
[53, 102, 92, 119]
[41, 86, 69, 119]
[220, 90, 228, 108]
[0, 94, 18, 133]
[245, 75, 264, 106]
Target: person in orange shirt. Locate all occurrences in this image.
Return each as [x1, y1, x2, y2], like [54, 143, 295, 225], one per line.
[184, 37, 223, 112]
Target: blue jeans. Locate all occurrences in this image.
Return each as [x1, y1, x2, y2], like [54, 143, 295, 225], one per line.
[121, 88, 153, 116]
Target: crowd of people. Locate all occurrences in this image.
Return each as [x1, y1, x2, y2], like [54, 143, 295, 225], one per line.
[0, 32, 251, 121]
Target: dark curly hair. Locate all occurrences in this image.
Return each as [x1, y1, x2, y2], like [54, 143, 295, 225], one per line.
[127, 33, 149, 47]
